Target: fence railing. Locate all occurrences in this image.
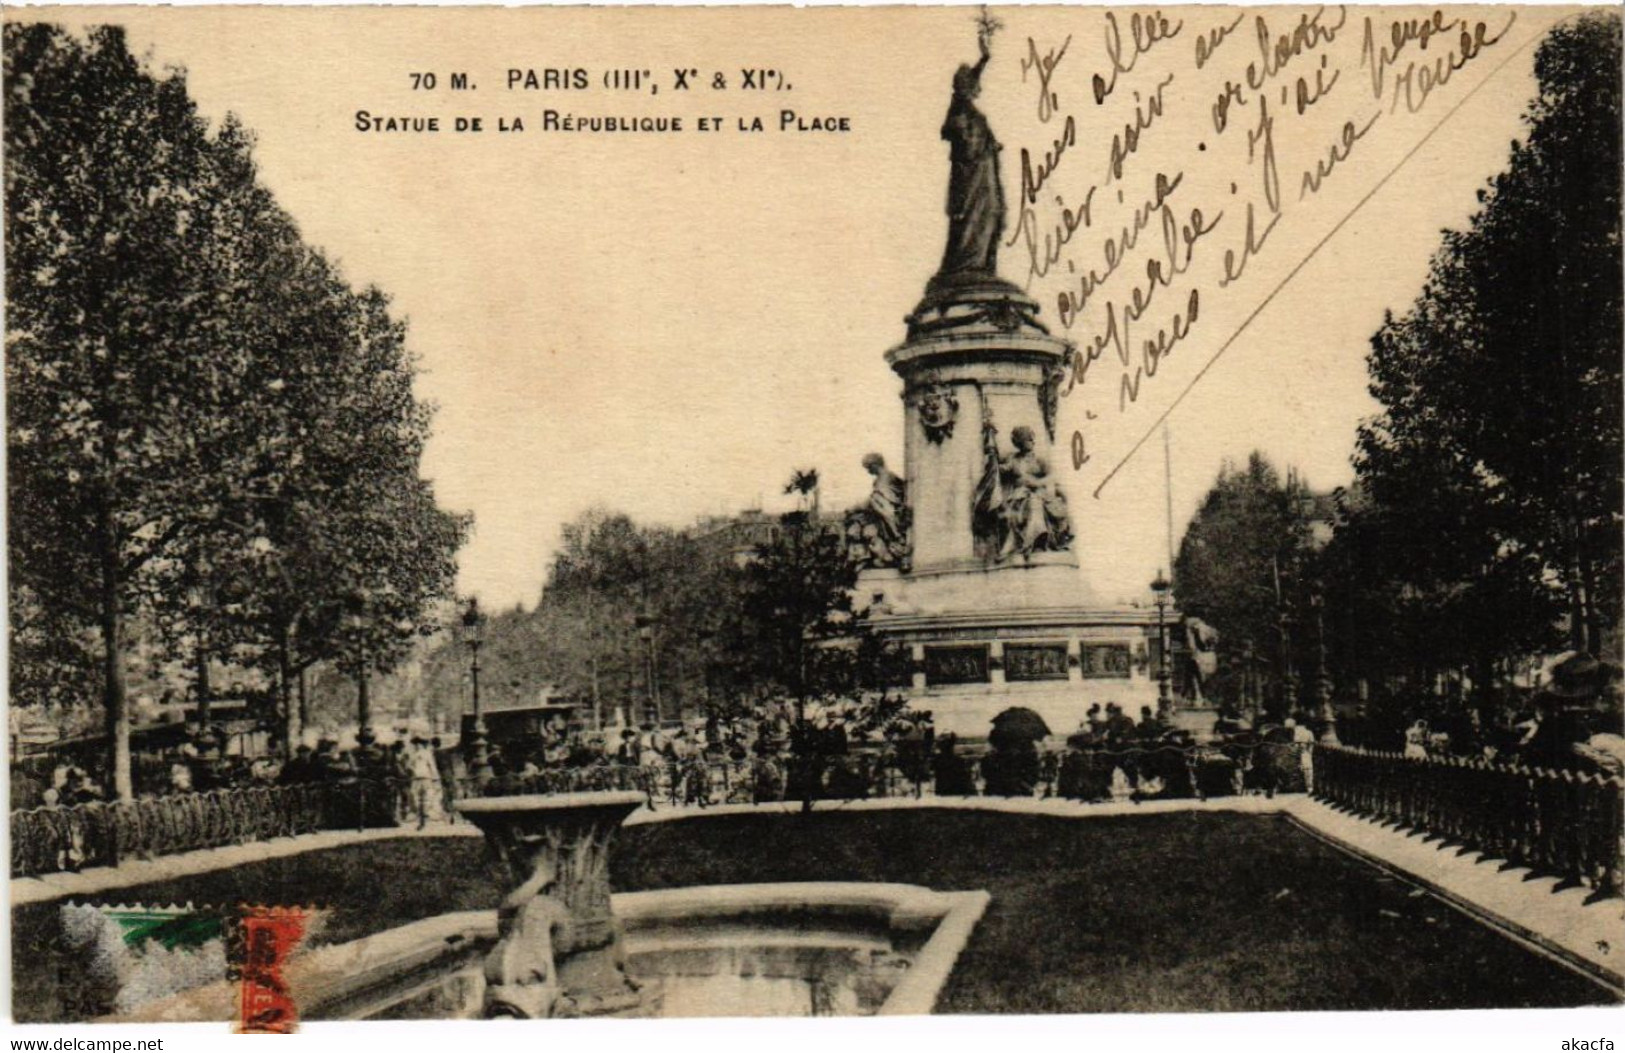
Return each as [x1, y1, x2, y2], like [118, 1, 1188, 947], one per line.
[1053, 741, 1312, 800]
[449, 742, 1316, 809]
[10, 779, 404, 879]
[1312, 745, 1623, 896]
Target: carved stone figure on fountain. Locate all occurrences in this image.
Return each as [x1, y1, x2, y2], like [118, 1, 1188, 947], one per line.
[974, 417, 1073, 562]
[484, 855, 570, 1018]
[848, 453, 910, 569]
[456, 793, 646, 1018]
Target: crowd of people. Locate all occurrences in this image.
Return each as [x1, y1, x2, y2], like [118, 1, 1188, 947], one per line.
[968, 702, 1319, 802]
[13, 698, 1306, 817]
[471, 706, 944, 807]
[460, 700, 1324, 808]
[274, 735, 450, 827]
[1337, 703, 1622, 776]
[1326, 651, 1624, 775]
[16, 666, 1620, 822]
[28, 765, 107, 808]
[10, 725, 454, 830]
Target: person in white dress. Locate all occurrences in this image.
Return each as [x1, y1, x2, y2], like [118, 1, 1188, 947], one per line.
[1403, 720, 1429, 760]
[408, 740, 445, 827]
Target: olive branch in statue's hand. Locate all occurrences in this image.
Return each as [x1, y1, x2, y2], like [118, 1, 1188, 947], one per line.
[975, 5, 1002, 56]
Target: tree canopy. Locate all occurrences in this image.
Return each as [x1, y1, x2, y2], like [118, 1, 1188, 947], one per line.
[5, 24, 467, 796]
[1170, 15, 1622, 725]
[1173, 452, 1318, 715]
[1335, 12, 1620, 703]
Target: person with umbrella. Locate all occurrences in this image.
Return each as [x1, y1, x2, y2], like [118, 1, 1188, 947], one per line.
[983, 707, 1050, 796]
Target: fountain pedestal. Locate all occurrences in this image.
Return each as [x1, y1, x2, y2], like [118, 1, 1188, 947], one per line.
[455, 791, 647, 1018]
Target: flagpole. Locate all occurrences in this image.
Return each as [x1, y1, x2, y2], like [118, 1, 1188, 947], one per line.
[1163, 424, 1175, 576]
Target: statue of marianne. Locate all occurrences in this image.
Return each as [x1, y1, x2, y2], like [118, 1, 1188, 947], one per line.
[937, 20, 1004, 281]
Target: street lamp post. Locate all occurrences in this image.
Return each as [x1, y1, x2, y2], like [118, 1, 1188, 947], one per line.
[1311, 588, 1339, 745]
[1276, 599, 1298, 720]
[343, 606, 375, 746]
[635, 612, 659, 725]
[462, 598, 491, 781]
[356, 668, 373, 745]
[1241, 639, 1256, 718]
[1151, 570, 1172, 715]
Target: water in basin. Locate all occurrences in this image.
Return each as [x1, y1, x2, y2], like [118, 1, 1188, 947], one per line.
[623, 915, 926, 1017]
[365, 891, 944, 1020]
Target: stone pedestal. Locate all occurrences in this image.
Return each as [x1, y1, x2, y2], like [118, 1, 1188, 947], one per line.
[455, 791, 646, 1018]
[890, 279, 1077, 578]
[861, 277, 1169, 740]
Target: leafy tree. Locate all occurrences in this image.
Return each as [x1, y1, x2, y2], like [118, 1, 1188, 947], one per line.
[1330, 399, 1560, 713]
[1458, 13, 1623, 655]
[136, 141, 363, 741]
[1173, 452, 1315, 715]
[6, 25, 270, 796]
[249, 278, 468, 739]
[323, 476, 469, 731]
[1343, 12, 1621, 696]
[727, 482, 913, 810]
[8, 584, 100, 716]
[734, 480, 908, 719]
[541, 510, 742, 725]
[738, 507, 860, 719]
[5, 25, 469, 791]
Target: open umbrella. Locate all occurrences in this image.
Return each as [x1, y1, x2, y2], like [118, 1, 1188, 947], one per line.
[1543, 652, 1622, 701]
[990, 707, 1052, 742]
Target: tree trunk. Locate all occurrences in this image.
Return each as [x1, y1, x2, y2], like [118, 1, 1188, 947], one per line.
[1470, 652, 1495, 726]
[277, 622, 297, 753]
[1577, 538, 1599, 656]
[1568, 533, 1590, 654]
[195, 638, 212, 727]
[356, 667, 371, 736]
[1566, 486, 1593, 654]
[99, 506, 132, 801]
[590, 654, 601, 730]
[297, 666, 310, 733]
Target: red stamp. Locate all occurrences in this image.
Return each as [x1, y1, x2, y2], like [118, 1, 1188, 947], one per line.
[231, 906, 308, 1034]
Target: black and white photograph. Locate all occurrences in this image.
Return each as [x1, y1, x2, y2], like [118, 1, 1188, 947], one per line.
[3, 1, 1622, 1038]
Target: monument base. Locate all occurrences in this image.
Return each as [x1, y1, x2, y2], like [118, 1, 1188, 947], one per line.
[860, 567, 1179, 741]
[1168, 703, 1223, 739]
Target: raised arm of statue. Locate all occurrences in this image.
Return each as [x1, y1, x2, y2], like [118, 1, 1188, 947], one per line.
[974, 5, 1001, 66]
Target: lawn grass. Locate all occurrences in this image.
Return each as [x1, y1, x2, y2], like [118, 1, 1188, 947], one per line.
[12, 810, 1615, 1020]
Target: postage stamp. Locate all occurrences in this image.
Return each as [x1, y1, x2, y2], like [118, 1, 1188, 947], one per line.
[52, 903, 318, 1028]
[227, 906, 313, 1034]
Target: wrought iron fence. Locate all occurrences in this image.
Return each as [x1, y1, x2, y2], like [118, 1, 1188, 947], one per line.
[10, 779, 404, 879]
[1313, 745, 1623, 896]
[1053, 741, 1313, 800]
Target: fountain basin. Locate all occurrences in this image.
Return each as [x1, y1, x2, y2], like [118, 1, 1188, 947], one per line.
[113, 883, 990, 1021]
[106, 792, 989, 1021]
[616, 882, 991, 1017]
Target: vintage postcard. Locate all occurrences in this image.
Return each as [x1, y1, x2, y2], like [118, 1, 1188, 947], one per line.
[5, 1, 1622, 1032]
